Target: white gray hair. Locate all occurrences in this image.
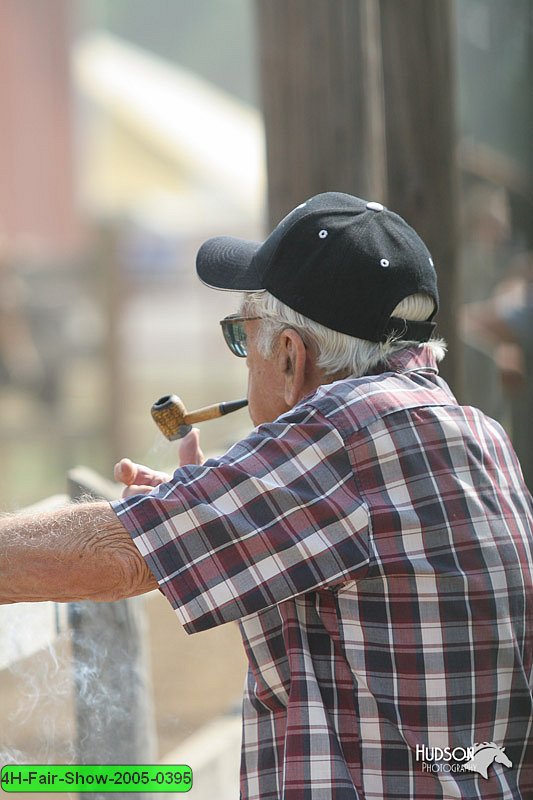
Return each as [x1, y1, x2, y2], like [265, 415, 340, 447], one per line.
[241, 291, 446, 378]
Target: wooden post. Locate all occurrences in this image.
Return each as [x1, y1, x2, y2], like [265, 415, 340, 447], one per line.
[67, 468, 156, 800]
[92, 224, 127, 468]
[256, 0, 387, 227]
[256, 0, 461, 391]
[378, 0, 461, 391]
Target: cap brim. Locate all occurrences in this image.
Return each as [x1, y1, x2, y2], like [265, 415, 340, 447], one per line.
[196, 236, 264, 292]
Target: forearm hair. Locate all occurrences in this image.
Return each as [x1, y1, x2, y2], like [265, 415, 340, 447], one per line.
[0, 501, 158, 604]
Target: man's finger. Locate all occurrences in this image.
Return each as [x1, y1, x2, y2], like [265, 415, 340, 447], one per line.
[121, 484, 158, 498]
[114, 458, 170, 487]
[114, 458, 136, 485]
[179, 428, 205, 467]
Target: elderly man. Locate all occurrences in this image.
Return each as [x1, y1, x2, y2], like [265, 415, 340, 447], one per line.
[1, 193, 532, 799]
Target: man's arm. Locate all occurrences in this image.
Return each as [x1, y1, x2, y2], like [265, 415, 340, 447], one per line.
[0, 501, 158, 604]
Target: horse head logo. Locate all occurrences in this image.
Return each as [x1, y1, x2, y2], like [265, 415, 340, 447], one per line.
[463, 742, 512, 779]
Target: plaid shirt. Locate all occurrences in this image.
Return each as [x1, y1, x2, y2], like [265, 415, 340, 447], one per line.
[112, 347, 533, 800]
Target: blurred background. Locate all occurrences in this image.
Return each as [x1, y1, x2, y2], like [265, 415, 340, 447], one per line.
[0, 0, 531, 795]
[0, 0, 262, 511]
[0, 0, 530, 511]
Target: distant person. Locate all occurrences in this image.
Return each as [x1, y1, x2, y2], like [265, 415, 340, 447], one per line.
[2, 193, 532, 799]
[459, 181, 512, 421]
[461, 250, 533, 491]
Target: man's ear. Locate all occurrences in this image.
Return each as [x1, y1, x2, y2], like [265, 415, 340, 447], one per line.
[278, 329, 308, 406]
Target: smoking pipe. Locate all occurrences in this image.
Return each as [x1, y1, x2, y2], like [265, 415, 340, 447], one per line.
[151, 394, 248, 441]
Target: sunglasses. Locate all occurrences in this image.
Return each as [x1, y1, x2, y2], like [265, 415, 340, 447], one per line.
[220, 314, 260, 357]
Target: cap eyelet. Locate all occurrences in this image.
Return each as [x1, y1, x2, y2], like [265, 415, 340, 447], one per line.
[318, 229, 328, 239]
[380, 258, 390, 268]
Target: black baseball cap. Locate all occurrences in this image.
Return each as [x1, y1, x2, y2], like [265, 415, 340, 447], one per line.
[196, 192, 438, 343]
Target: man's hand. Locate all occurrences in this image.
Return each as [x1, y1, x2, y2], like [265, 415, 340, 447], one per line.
[114, 428, 205, 498]
[0, 430, 208, 604]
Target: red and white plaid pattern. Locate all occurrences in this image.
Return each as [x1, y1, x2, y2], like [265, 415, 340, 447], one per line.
[113, 347, 533, 799]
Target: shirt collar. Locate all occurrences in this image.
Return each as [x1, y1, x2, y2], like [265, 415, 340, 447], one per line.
[368, 345, 439, 377]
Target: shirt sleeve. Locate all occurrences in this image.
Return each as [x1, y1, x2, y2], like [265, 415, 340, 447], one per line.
[111, 405, 369, 633]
